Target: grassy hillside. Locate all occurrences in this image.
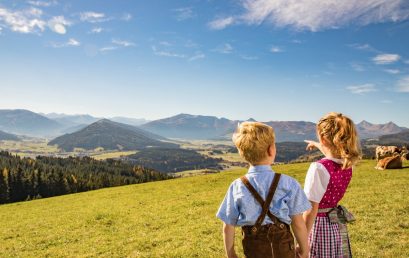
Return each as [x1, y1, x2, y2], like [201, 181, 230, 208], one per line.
[0, 160, 408, 257]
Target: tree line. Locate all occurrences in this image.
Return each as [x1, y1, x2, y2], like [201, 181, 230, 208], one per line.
[0, 151, 172, 204]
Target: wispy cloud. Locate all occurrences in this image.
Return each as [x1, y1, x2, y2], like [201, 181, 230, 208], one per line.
[214, 0, 409, 31]
[112, 39, 136, 47]
[291, 39, 303, 44]
[350, 62, 365, 72]
[348, 43, 379, 52]
[346, 83, 377, 94]
[79, 12, 109, 23]
[173, 7, 195, 21]
[384, 69, 400, 74]
[372, 54, 401, 65]
[240, 55, 259, 60]
[48, 15, 70, 34]
[159, 41, 172, 46]
[208, 16, 234, 30]
[381, 100, 392, 104]
[0, 7, 46, 34]
[152, 46, 186, 58]
[396, 76, 409, 92]
[99, 46, 118, 52]
[27, 0, 57, 7]
[121, 13, 132, 21]
[270, 46, 283, 53]
[90, 27, 103, 34]
[189, 52, 205, 61]
[214, 43, 233, 54]
[49, 38, 80, 48]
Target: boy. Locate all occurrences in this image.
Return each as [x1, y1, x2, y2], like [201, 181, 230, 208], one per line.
[216, 122, 311, 258]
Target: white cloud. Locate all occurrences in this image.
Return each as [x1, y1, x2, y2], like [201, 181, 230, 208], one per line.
[384, 69, 400, 74]
[121, 13, 132, 21]
[80, 12, 108, 23]
[112, 39, 135, 47]
[348, 43, 378, 52]
[48, 16, 70, 34]
[208, 16, 234, 30]
[173, 7, 195, 21]
[100, 46, 118, 52]
[27, 1, 57, 7]
[90, 27, 103, 34]
[189, 52, 205, 61]
[49, 38, 80, 48]
[214, 43, 233, 54]
[346, 83, 377, 94]
[0, 7, 46, 33]
[218, 0, 409, 31]
[350, 63, 365, 72]
[240, 55, 259, 60]
[270, 46, 283, 53]
[372, 54, 401, 65]
[159, 41, 172, 46]
[152, 46, 186, 58]
[291, 39, 303, 44]
[396, 76, 409, 92]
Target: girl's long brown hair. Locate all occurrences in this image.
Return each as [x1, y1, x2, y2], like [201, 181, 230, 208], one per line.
[317, 112, 362, 169]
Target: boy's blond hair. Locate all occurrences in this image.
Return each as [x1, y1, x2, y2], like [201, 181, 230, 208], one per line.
[232, 122, 275, 165]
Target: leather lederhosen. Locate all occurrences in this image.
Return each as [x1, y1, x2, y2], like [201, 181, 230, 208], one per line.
[240, 173, 296, 258]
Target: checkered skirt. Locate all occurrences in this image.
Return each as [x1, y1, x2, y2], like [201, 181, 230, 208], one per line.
[308, 216, 352, 258]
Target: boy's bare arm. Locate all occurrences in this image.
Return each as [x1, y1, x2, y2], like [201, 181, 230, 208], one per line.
[291, 214, 309, 258]
[222, 223, 238, 258]
[303, 201, 319, 234]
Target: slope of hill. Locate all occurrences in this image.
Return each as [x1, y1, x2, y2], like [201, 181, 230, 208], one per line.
[141, 113, 237, 139]
[0, 130, 19, 141]
[0, 109, 62, 137]
[0, 160, 407, 257]
[44, 113, 100, 127]
[110, 117, 148, 126]
[377, 130, 409, 145]
[125, 148, 222, 173]
[48, 119, 178, 151]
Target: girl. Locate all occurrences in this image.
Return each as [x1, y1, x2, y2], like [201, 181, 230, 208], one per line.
[303, 112, 361, 257]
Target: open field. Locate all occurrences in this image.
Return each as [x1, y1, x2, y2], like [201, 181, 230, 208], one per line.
[0, 160, 408, 257]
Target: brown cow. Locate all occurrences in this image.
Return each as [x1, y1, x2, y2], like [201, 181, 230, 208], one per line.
[375, 146, 400, 161]
[375, 154, 403, 170]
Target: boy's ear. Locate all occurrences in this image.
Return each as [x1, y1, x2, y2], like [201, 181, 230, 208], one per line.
[268, 144, 276, 156]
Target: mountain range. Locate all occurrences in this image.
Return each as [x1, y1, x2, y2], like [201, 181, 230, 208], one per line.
[48, 119, 178, 151]
[0, 109, 408, 142]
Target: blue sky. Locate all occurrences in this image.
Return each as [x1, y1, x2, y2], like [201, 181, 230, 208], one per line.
[1, 0, 409, 126]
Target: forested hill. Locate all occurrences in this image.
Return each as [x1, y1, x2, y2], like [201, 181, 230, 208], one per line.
[0, 151, 172, 204]
[0, 130, 19, 141]
[48, 119, 178, 151]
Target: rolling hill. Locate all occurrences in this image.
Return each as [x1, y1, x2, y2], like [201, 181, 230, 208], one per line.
[48, 119, 178, 151]
[0, 160, 407, 257]
[0, 109, 62, 137]
[0, 130, 19, 141]
[141, 113, 237, 139]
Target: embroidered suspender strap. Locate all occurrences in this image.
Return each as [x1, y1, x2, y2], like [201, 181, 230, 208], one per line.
[240, 173, 281, 232]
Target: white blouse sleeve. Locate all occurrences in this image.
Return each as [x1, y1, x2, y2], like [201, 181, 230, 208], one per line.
[304, 162, 330, 203]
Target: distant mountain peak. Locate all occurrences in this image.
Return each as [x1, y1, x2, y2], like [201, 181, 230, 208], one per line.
[247, 118, 257, 122]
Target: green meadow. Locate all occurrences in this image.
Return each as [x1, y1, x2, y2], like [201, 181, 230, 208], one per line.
[0, 160, 408, 257]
